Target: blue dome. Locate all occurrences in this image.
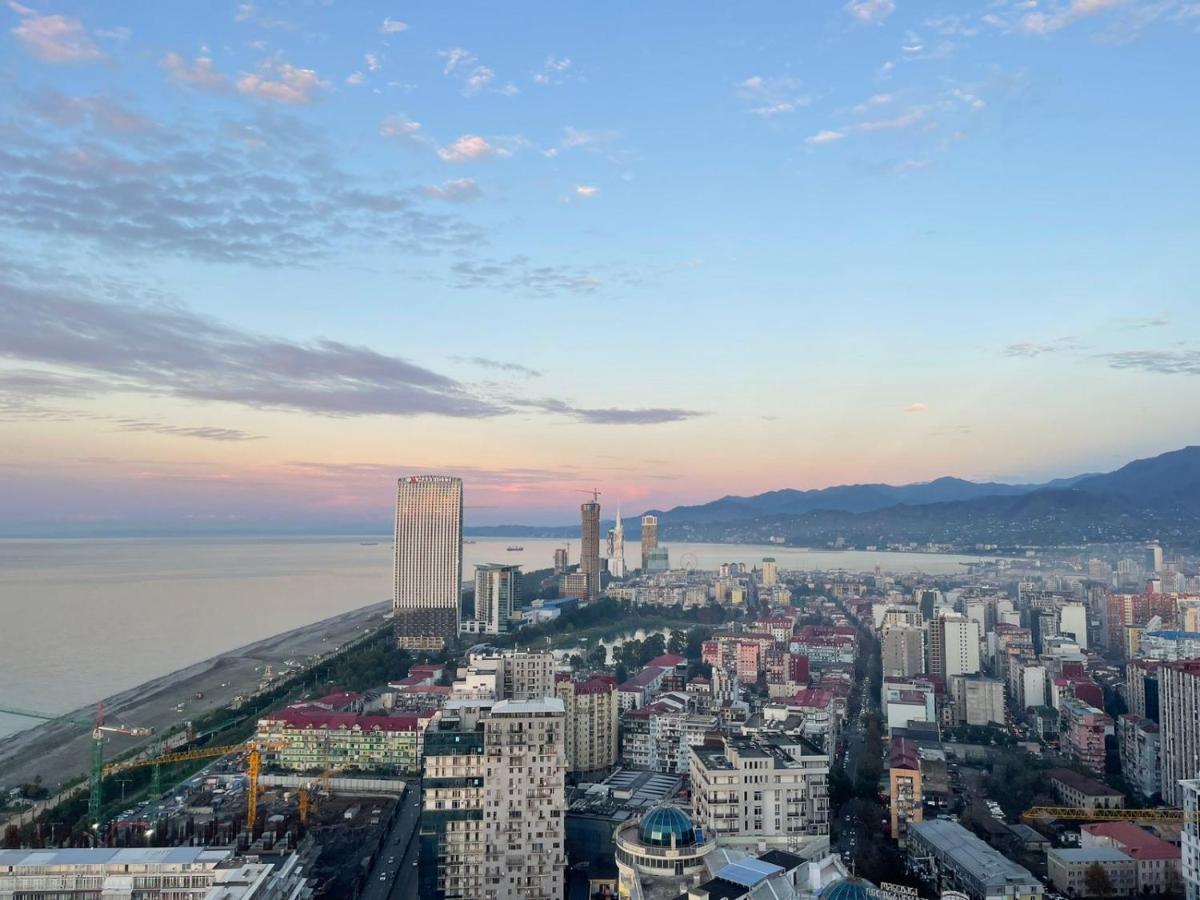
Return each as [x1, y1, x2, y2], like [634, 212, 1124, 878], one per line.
[819, 878, 878, 900]
[639, 805, 697, 848]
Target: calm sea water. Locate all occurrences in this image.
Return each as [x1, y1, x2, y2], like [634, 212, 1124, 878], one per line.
[0, 535, 984, 738]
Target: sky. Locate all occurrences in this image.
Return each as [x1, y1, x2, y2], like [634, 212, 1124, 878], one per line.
[1, 0, 1198, 533]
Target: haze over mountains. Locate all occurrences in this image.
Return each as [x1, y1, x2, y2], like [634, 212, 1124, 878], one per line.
[468, 446, 1200, 548]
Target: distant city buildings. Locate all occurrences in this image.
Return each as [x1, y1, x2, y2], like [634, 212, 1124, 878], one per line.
[607, 503, 626, 578]
[580, 496, 601, 602]
[393, 475, 463, 650]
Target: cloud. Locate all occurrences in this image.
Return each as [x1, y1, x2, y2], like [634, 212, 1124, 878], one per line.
[236, 58, 328, 104]
[575, 185, 599, 197]
[160, 52, 231, 92]
[903, 402, 927, 413]
[232, 3, 292, 30]
[25, 88, 156, 133]
[450, 257, 602, 295]
[845, 0, 897, 25]
[365, 52, 381, 72]
[345, 71, 364, 86]
[380, 17, 408, 33]
[805, 129, 846, 145]
[854, 105, 930, 132]
[108, 419, 265, 441]
[453, 356, 543, 377]
[1021, 0, 1131, 34]
[9, 2, 104, 63]
[439, 46, 474, 74]
[736, 75, 811, 117]
[0, 106, 484, 265]
[520, 399, 705, 425]
[1097, 350, 1200, 376]
[423, 178, 481, 202]
[533, 55, 572, 85]
[1002, 337, 1088, 357]
[1117, 315, 1171, 328]
[0, 279, 506, 419]
[380, 114, 429, 148]
[437, 134, 510, 162]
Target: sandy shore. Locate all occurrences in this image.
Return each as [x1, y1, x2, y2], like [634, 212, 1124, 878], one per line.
[0, 601, 391, 796]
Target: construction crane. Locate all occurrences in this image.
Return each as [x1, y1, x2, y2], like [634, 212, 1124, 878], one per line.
[574, 488, 602, 504]
[0, 702, 153, 830]
[1023, 806, 1191, 824]
[105, 740, 285, 834]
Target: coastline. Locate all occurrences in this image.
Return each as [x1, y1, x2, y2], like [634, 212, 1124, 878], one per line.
[0, 600, 390, 795]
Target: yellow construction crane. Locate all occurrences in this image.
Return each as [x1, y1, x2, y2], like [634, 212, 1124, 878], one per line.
[106, 740, 285, 833]
[1023, 806, 1192, 824]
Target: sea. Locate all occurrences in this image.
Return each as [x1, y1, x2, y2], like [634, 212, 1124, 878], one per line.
[0, 535, 986, 739]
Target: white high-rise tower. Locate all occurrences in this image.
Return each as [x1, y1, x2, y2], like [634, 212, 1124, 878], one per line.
[607, 502, 626, 578]
[393, 475, 462, 649]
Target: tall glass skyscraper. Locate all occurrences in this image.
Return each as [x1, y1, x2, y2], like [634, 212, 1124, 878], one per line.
[394, 475, 463, 649]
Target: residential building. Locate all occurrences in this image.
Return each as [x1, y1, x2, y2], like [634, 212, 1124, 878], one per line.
[645, 546, 670, 573]
[1179, 778, 1200, 900]
[394, 474, 463, 649]
[1118, 714, 1161, 800]
[762, 557, 779, 587]
[928, 613, 981, 678]
[1060, 699, 1114, 774]
[559, 571, 590, 599]
[1159, 660, 1200, 806]
[889, 738, 923, 847]
[907, 818, 1044, 900]
[553, 545, 569, 575]
[1127, 658, 1161, 722]
[949, 675, 1006, 727]
[1046, 848, 1136, 898]
[1081, 821, 1181, 894]
[257, 706, 428, 773]
[1048, 769, 1125, 811]
[455, 650, 556, 702]
[640, 515, 658, 571]
[1020, 665, 1048, 712]
[466, 563, 520, 635]
[881, 624, 925, 678]
[1059, 603, 1089, 650]
[555, 674, 619, 775]
[689, 735, 829, 851]
[419, 698, 567, 900]
[580, 497, 601, 602]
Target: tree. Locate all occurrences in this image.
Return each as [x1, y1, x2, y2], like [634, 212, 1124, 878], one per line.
[667, 630, 687, 656]
[639, 633, 666, 665]
[3, 825, 18, 849]
[586, 643, 608, 668]
[1084, 861, 1114, 897]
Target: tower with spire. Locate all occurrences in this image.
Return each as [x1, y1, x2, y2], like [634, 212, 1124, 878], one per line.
[607, 501, 626, 578]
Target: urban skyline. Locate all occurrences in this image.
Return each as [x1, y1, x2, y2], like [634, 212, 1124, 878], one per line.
[1, 1, 1198, 533]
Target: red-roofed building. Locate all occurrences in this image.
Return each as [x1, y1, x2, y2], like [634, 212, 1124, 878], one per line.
[1082, 822, 1181, 893]
[257, 707, 432, 773]
[889, 736, 923, 845]
[304, 690, 363, 712]
[617, 666, 670, 711]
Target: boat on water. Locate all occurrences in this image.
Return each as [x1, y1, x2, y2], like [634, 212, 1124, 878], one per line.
[359, 542, 379, 546]
[507, 545, 524, 551]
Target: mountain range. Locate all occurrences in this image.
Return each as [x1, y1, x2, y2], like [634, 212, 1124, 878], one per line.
[466, 446, 1200, 548]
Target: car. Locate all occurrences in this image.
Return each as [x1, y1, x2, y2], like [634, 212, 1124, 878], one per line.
[388, 857, 394, 864]
[380, 874, 387, 881]
[413, 860, 419, 867]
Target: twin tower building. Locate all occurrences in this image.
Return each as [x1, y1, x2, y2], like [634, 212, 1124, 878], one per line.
[392, 475, 659, 648]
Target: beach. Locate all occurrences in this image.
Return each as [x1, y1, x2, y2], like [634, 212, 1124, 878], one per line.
[0, 601, 389, 797]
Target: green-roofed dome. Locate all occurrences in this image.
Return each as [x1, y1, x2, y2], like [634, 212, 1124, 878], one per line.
[639, 805, 697, 848]
[818, 877, 878, 900]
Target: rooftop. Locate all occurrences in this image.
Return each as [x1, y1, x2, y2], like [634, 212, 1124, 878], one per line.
[263, 707, 423, 732]
[1049, 847, 1134, 863]
[909, 819, 1042, 890]
[1082, 822, 1181, 860]
[0, 848, 231, 867]
[1048, 768, 1123, 797]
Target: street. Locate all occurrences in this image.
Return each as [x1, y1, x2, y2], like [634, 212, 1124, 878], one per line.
[360, 786, 422, 900]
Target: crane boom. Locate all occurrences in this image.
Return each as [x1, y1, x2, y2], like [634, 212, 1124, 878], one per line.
[1024, 806, 1191, 823]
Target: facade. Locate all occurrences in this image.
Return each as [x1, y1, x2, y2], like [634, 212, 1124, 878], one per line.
[257, 707, 426, 773]
[559, 571, 590, 599]
[1158, 660, 1200, 806]
[0, 848, 310, 900]
[1046, 847, 1136, 898]
[394, 475, 463, 649]
[1058, 603, 1089, 650]
[645, 547, 670, 573]
[640, 515, 658, 571]
[1059, 699, 1113, 774]
[949, 675, 1006, 727]
[762, 557, 779, 586]
[553, 545, 569, 574]
[1180, 778, 1200, 900]
[467, 563, 520, 635]
[889, 739, 923, 847]
[1117, 714, 1161, 800]
[556, 674, 619, 775]
[580, 499, 601, 602]
[928, 613, 981, 678]
[907, 819, 1044, 900]
[690, 735, 829, 850]
[456, 650, 556, 702]
[419, 698, 567, 900]
[881, 624, 925, 679]
[1048, 769, 1125, 811]
[1081, 822, 1181, 894]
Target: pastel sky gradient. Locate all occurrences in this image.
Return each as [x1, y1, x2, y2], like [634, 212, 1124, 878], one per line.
[1, 0, 1198, 532]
